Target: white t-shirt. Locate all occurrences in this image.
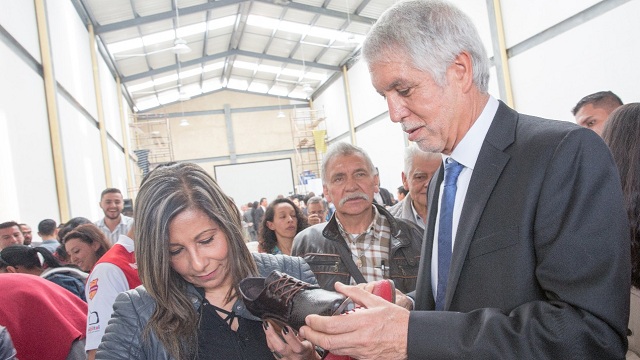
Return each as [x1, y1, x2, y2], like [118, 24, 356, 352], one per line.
[84, 236, 134, 351]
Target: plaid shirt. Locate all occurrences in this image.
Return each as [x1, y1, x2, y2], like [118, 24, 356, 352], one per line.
[336, 206, 391, 283]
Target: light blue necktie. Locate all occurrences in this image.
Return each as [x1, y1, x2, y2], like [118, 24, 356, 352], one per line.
[435, 159, 464, 310]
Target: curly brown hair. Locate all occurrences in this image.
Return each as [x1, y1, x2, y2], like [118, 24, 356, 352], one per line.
[259, 198, 308, 254]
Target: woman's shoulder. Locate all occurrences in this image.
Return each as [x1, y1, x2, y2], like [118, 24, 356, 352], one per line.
[251, 253, 317, 284]
[114, 286, 156, 310]
[42, 266, 88, 281]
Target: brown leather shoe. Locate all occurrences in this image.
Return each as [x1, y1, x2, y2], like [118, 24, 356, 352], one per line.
[239, 270, 354, 332]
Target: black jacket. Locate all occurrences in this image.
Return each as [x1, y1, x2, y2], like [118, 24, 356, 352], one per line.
[292, 203, 423, 293]
[96, 253, 316, 359]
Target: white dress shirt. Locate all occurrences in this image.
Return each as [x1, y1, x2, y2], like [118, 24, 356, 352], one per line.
[431, 96, 499, 298]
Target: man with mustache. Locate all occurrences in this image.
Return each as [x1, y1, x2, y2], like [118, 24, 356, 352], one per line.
[292, 142, 423, 295]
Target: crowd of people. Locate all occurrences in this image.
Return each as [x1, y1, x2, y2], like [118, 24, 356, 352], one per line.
[1, 0, 638, 359]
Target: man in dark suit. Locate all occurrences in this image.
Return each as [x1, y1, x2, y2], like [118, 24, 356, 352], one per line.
[298, 1, 630, 359]
[252, 197, 267, 234]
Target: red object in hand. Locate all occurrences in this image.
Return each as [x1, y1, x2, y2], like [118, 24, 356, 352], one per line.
[371, 279, 396, 303]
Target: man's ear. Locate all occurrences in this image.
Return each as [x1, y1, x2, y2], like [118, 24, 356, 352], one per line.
[374, 174, 380, 193]
[449, 51, 474, 93]
[401, 172, 409, 189]
[6, 266, 18, 274]
[323, 185, 331, 203]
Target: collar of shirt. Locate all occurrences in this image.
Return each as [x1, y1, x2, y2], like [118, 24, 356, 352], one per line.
[409, 199, 425, 229]
[116, 235, 135, 252]
[335, 205, 378, 242]
[443, 96, 499, 170]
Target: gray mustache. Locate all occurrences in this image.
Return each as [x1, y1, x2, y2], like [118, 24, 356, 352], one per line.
[339, 193, 370, 206]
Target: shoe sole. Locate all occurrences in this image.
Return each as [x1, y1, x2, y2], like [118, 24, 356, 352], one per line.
[263, 297, 355, 334]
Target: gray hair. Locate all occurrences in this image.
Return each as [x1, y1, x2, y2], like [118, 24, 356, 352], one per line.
[306, 196, 326, 210]
[321, 142, 376, 184]
[362, 0, 490, 92]
[404, 143, 442, 175]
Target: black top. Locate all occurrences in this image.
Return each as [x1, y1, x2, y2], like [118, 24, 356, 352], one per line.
[197, 294, 272, 360]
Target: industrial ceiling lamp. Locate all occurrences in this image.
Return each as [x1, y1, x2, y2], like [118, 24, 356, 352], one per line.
[302, 83, 313, 94]
[171, 38, 191, 55]
[171, 0, 191, 55]
[180, 118, 190, 126]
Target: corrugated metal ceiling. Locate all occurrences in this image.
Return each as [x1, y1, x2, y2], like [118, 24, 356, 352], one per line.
[71, 0, 390, 112]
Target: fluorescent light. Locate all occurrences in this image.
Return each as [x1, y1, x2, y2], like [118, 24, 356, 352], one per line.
[227, 78, 248, 91]
[135, 96, 161, 111]
[207, 16, 237, 30]
[248, 82, 269, 94]
[180, 119, 190, 126]
[203, 62, 225, 72]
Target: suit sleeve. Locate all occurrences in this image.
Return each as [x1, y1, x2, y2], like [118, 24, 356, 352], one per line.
[407, 128, 630, 359]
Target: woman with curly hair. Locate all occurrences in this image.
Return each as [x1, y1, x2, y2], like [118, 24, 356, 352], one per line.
[259, 198, 308, 255]
[602, 102, 640, 358]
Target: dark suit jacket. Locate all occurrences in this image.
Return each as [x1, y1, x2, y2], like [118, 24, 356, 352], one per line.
[378, 187, 395, 207]
[253, 206, 265, 232]
[408, 102, 630, 359]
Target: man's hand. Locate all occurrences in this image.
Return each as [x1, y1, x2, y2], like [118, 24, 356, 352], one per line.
[307, 214, 323, 225]
[299, 282, 410, 360]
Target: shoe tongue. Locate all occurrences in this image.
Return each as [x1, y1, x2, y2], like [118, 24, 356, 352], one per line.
[265, 270, 285, 283]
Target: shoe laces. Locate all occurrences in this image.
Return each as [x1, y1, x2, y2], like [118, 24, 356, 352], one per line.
[268, 274, 310, 304]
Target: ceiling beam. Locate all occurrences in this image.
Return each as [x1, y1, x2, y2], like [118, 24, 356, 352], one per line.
[122, 49, 340, 82]
[94, 0, 376, 35]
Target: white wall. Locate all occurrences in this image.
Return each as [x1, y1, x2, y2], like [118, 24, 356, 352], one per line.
[509, 0, 640, 121]
[0, 1, 40, 62]
[47, 0, 98, 121]
[0, 40, 59, 225]
[500, 0, 600, 48]
[313, 76, 349, 141]
[349, 60, 388, 126]
[0, 0, 133, 226]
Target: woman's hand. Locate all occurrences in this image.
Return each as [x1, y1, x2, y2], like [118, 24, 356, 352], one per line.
[264, 321, 321, 360]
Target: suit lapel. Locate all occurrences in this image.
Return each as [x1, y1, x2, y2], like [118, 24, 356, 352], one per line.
[444, 101, 517, 309]
[414, 163, 443, 310]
